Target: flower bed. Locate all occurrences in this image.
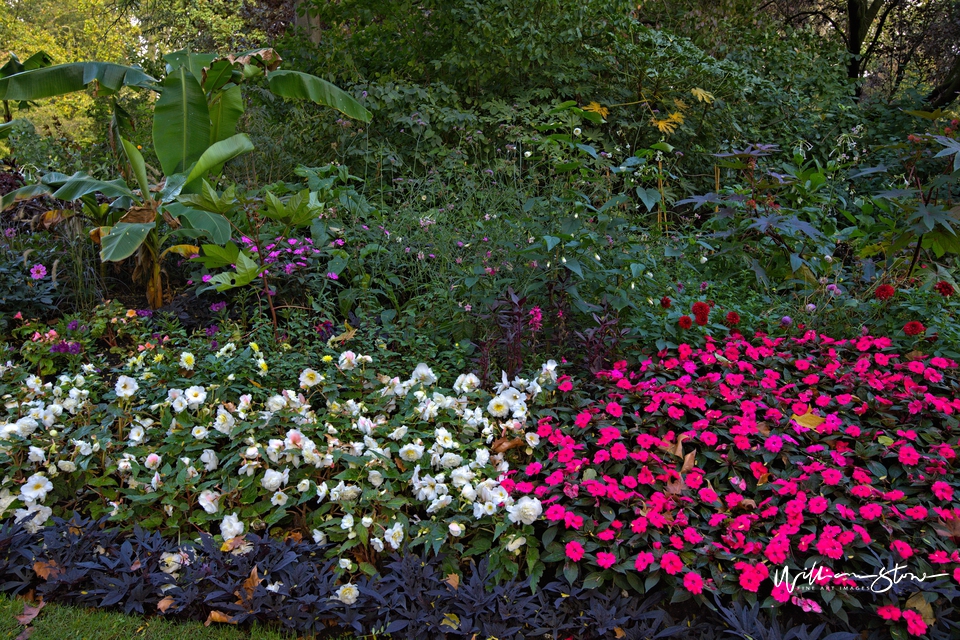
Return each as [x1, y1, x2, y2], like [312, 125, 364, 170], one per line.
[1, 326, 959, 638]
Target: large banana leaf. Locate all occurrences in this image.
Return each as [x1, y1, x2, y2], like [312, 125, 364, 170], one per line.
[153, 67, 210, 176]
[164, 202, 231, 244]
[0, 62, 155, 101]
[100, 222, 155, 262]
[120, 138, 152, 202]
[51, 175, 134, 201]
[267, 70, 372, 122]
[209, 84, 244, 145]
[0, 119, 28, 140]
[163, 50, 217, 81]
[185, 133, 254, 185]
[0, 52, 53, 78]
[0, 184, 51, 211]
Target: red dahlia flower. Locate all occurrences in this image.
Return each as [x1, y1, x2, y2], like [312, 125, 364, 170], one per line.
[725, 311, 741, 325]
[874, 284, 895, 300]
[678, 315, 693, 329]
[903, 321, 925, 336]
[660, 296, 671, 308]
[692, 301, 710, 318]
[935, 280, 955, 297]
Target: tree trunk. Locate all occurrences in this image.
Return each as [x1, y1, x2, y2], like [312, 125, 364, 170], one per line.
[926, 56, 960, 110]
[293, 0, 323, 45]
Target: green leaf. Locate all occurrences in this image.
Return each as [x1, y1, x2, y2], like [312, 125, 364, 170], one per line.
[0, 62, 155, 101]
[0, 184, 52, 212]
[202, 59, 235, 93]
[185, 133, 254, 185]
[168, 203, 232, 244]
[120, 137, 151, 202]
[268, 70, 372, 122]
[636, 187, 661, 212]
[562, 561, 579, 585]
[209, 250, 260, 291]
[163, 50, 217, 80]
[196, 242, 240, 269]
[153, 67, 211, 176]
[209, 84, 244, 145]
[543, 235, 561, 251]
[563, 258, 584, 278]
[0, 118, 29, 140]
[51, 174, 134, 201]
[100, 222, 155, 262]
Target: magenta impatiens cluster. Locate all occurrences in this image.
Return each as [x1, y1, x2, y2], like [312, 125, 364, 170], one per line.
[521, 330, 959, 635]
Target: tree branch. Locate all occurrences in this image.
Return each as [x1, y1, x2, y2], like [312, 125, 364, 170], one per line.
[860, 0, 901, 67]
[786, 10, 844, 37]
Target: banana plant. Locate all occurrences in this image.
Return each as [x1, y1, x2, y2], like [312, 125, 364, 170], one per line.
[0, 47, 371, 307]
[1, 134, 252, 308]
[0, 51, 53, 138]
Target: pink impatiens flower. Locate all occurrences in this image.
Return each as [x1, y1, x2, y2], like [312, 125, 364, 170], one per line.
[565, 540, 585, 562]
[596, 551, 617, 568]
[660, 552, 683, 575]
[683, 571, 704, 594]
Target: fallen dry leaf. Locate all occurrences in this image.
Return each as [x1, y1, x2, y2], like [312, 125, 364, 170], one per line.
[906, 591, 936, 626]
[790, 410, 825, 430]
[157, 596, 176, 614]
[14, 627, 33, 640]
[665, 474, 686, 495]
[205, 610, 238, 626]
[33, 560, 60, 581]
[614, 627, 626, 639]
[445, 573, 460, 589]
[16, 601, 45, 626]
[236, 566, 262, 611]
[491, 437, 526, 454]
[118, 206, 156, 225]
[681, 450, 697, 474]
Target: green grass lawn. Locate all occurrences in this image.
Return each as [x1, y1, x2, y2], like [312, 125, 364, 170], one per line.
[0, 593, 305, 640]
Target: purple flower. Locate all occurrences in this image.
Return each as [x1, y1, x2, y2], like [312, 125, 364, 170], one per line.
[210, 301, 227, 313]
[805, 304, 816, 312]
[29, 264, 46, 280]
[780, 316, 792, 326]
[67, 320, 80, 331]
[137, 309, 153, 317]
[206, 325, 219, 337]
[700, 281, 708, 292]
[327, 272, 339, 280]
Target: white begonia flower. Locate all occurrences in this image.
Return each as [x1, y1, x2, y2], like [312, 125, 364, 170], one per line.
[220, 513, 244, 539]
[198, 490, 220, 514]
[271, 491, 288, 507]
[214, 407, 235, 434]
[384, 522, 404, 550]
[27, 446, 46, 463]
[340, 514, 355, 530]
[265, 395, 286, 413]
[20, 474, 53, 503]
[410, 363, 437, 386]
[538, 360, 558, 384]
[261, 468, 289, 492]
[200, 449, 218, 472]
[473, 501, 497, 519]
[297, 479, 311, 493]
[461, 483, 477, 502]
[450, 466, 475, 487]
[506, 496, 543, 525]
[171, 396, 188, 413]
[473, 448, 490, 468]
[398, 443, 424, 462]
[434, 427, 457, 449]
[448, 522, 464, 537]
[368, 470, 384, 487]
[128, 425, 145, 443]
[335, 583, 359, 605]
[144, 453, 162, 470]
[73, 439, 93, 456]
[299, 368, 323, 388]
[487, 395, 510, 418]
[266, 582, 282, 593]
[15, 417, 39, 438]
[14, 503, 51, 533]
[316, 482, 329, 502]
[179, 352, 196, 370]
[115, 375, 138, 398]
[573, 127, 582, 136]
[525, 433, 540, 447]
[388, 426, 408, 440]
[361, 516, 373, 528]
[453, 373, 481, 395]
[339, 558, 353, 569]
[338, 351, 358, 370]
[506, 536, 527, 552]
[184, 385, 207, 407]
[427, 495, 453, 513]
[192, 426, 209, 440]
[699, 255, 708, 264]
[312, 529, 327, 544]
[371, 537, 384, 552]
[440, 452, 463, 469]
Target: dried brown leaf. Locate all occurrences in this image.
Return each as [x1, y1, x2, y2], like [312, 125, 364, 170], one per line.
[16, 601, 44, 626]
[33, 560, 60, 581]
[492, 437, 526, 454]
[445, 573, 460, 590]
[681, 450, 697, 474]
[205, 610, 237, 626]
[236, 566, 262, 610]
[906, 591, 936, 625]
[118, 206, 156, 225]
[157, 596, 176, 614]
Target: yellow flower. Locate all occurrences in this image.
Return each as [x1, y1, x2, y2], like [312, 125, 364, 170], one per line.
[258, 359, 268, 373]
[322, 355, 333, 363]
[249, 342, 260, 353]
[126, 309, 137, 318]
[153, 354, 164, 363]
[691, 87, 715, 104]
[582, 101, 609, 118]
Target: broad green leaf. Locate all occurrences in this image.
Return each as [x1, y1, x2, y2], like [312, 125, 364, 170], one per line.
[165, 203, 232, 244]
[153, 67, 211, 176]
[120, 138, 151, 202]
[636, 187, 661, 212]
[100, 222, 155, 262]
[185, 133, 254, 185]
[202, 60, 235, 93]
[209, 250, 260, 291]
[0, 119, 29, 140]
[209, 84, 244, 145]
[268, 70, 371, 122]
[543, 235, 561, 251]
[51, 175, 134, 201]
[163, 49, 217, 80]
[563, 258, 584, 278]
[0, 62, 155, 101]
[0, 184, 51, 211]
[195, 242, 240, 269]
